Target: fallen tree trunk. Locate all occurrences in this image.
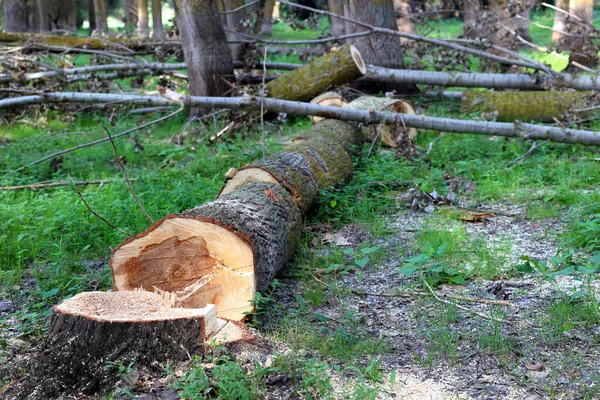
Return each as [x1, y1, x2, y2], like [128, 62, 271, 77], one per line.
[2, 92, 600, 146]
[110, 119, 363, 321]
[462, 90, 598, 122]
[364, 66, 600, 91]
[265, 45, 366, 102]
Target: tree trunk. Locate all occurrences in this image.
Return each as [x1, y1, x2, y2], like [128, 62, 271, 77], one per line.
[394, 0, 415, 41]
[111, 118, 364, 321]
[35, 0, 49, 32]
[266, 45, 366, 102]
[152, 0, 165, 40]
[92, 0, 107, 33]
[461, 90, 597, 122]
[260, 0, 275, 36]
[343, 0, 411, 93]
[88, 0, 96, 33]
[224, 0, 247, 59]
[515, 3, 532, 42]
[175, 0, 233, 115]
[462, 0, 479, 36]
[138, 0, 149, 37]
[566, 0, 598, 69]
[20, 291, 219, 397]
[5, 0, 28, 32]
[124, 0, 138, 28]
[328, 0, 345, 36]
[552, 0, 568, 46]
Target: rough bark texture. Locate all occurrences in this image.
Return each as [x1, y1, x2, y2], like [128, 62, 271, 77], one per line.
[175, 0, 233, 114]
[124, 0, 139, 27]
[343, 0, 410, 93]
[310, 91, 348, 124]
[266, 45, 366, 102]
[4, 0, 29, 32]
[221, 119, 364, 212]
[261, 0, 275, 36]
[566, 0, 598, 69]
[35, 0, 49, 33]
[462, 90, 597, 122]
[462, 0, 479, 36]
[224, 0, 247, 59]
[92, 0, 107, 33]
[138, 0, 149, 37]
[88, 0, 97, 33]
[152, 0, 165, 40]
[17, 291, 209, 399]
[552, 0, 568, 46]
[328, 0, 345, 36]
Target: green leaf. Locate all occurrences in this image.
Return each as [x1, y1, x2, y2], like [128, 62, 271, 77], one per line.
[398, 265, 418, 276]
[314, 313, 332, 322]
[570, 290, 587, 300]
[449, 274, 468, 285]
[361, 247, 380, 254]
[547, 266, 575, 278]
[515, 262, 534, 274]
[41, 287, 59, 298]
[433, 242, 449, 258]
[330, 199, 337, 208]
[354, 256, 369, 269]
[405, 253, 430, 265]
[590, 252, 600, 266]
[577, 265, 599, 274]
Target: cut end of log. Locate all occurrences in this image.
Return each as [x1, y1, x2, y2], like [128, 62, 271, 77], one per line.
[110, 216, 255, 321]
[349, 45, 367, 75]
[219, 167, 279, 197]
[310, 92, 348, 124]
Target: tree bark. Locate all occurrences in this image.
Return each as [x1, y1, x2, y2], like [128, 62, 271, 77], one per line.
[152, 0, 165, 40]
[175, 0, 233, 114]
[566, 0, 598, 69]
[4, 0, 28, 32]
[224, 0, 247, 59]
[35, 0, 49, 33]
[462, 0, 479, 36]
[123, 0, 138, 27]
[92, 0, 107, 33]
[343, 0, 411, 93]
[88, 0, 97, 33]
[260, 0, 275, 36]
[19, 291, 217, 398]
[328, 0, 345, 36]
[111, 119, 364, 321]
[552, 0, 568, 46]
[266, 45, 366, 102]
[138, 0, 149, 37]
[461, 90, 597, 122]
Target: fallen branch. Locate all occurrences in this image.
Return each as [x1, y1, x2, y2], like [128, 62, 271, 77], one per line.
[3, 92, 599, 147]
[351, 290, 515, 307]
[365, 66, 600, 91]
[0, 179, 132, 191]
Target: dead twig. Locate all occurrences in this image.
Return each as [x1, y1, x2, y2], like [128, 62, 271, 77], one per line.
[506, 140, 550, 169]
[14, 106, 184, 173]
[260, 46, 268, 158]
[103, 126, 154, 223]
[351, 290, 514, 307]
[68, 174, 133, 237]
[0, 179, 133, 191]
[421, 276, 510, 324]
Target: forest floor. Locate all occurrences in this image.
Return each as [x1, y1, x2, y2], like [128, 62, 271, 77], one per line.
[1, 9, 600, 400]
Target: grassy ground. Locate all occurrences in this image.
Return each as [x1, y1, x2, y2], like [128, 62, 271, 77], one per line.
[1, 11, 600, 400]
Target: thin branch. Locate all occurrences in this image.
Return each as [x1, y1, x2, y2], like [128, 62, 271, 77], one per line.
[420, 275, 510, 324]
[68, 174, 133, 237]
[14, 105, 184, 172]
[219, 0, 259, 15]
[261, 46, 267, 158]
[0, 179, 133, 191]
[506, 140, 550, 169]
[103, 126, 154, 223]
[225, 29, 374, 45]
[351, 290, 515, 307]
[276, 0, 549, 72]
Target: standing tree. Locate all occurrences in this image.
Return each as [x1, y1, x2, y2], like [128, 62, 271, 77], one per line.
[566, 0, 598, 69]
[123, 0, 138, 29]
[224, 0, 248, 59]
[92, 0, 107, 33]
[88, 0, 96, 33]
[260, 0, 275, 36]
[175, 0, 234, 114]
[152, 0, 165, 40]
[328, 0, 345, 36]
[5, 0, 29, 32]
[138, 0, 149, 37]
[343, 0, 411, 93]
[35, 0, 49, 32]
[552, 0, 568, 46]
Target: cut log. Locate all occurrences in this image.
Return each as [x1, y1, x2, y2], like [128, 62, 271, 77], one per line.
[110, 119, 364, 321]
[24, 291, 218, 397]
[310, 91, 347, 124]
[220, 119, 364, 212]
[344, 95, 417, 147]
[110, 182, 302, 321]
[461, 90, 597, 122]
[265, 45, 366, 102]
